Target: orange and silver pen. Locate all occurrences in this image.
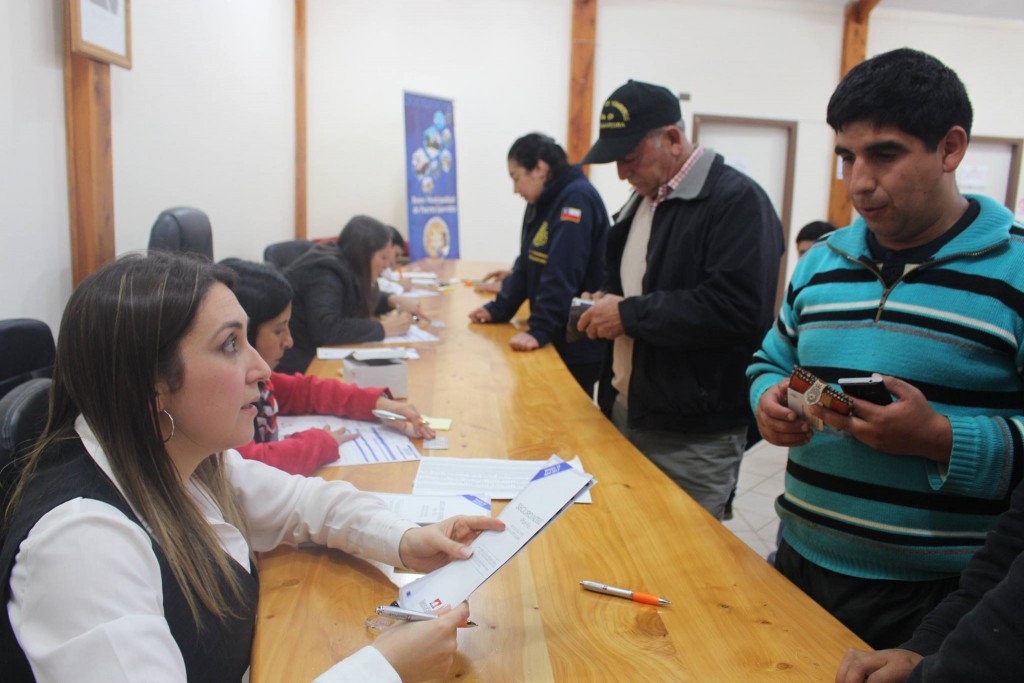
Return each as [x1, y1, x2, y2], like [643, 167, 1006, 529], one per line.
[580, 580, 671, 606]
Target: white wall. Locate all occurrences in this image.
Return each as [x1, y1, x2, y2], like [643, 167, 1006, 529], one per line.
[0, 0, 72, 334]
[592, 0, 844, 285]
[111, 0, 295, 262]
[306, 0, 571, 262]
[869, 8, 1024, 219]
[1, 0, 295, 335]
[6, 0, 1024, 334]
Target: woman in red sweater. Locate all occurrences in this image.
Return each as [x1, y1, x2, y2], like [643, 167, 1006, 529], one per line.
[221, 258, 434, 475]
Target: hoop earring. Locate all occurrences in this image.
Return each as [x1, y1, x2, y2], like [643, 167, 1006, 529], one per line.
[161, 409, 176, 443]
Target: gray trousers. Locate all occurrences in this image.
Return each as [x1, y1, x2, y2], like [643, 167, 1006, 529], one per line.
[612, 400, 745, 520]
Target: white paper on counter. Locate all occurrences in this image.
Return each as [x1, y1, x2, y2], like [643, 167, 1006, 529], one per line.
[412, 455, 592, 502]
[366, 492, 491, 524]
[276, 415, 420, 465]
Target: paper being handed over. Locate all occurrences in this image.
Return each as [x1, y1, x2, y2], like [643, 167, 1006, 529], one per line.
[398, 456, 595, 611]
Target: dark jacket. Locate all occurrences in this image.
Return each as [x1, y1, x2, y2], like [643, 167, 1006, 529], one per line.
[280, 244, 391, 373]
[597, 150, 784, 433]
[901, 478, 1024, 681]
[485, 165, 609, 367]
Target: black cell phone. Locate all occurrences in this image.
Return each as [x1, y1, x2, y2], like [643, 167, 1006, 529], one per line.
[838, 376, 893, 405]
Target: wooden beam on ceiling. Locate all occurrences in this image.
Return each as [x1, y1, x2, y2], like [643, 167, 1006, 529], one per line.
[827, 0, 881, 227]
[567, 0, 597, 168]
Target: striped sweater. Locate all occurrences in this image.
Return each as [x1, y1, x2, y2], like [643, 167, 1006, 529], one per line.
[748, 194, 1024, 581]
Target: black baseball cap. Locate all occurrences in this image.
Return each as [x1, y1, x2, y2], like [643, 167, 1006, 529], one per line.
[582, 80, 681, 165]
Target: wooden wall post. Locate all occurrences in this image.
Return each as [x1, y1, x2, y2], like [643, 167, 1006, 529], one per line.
[827, 0, 881, 227]
[294, 0, 308, 239]
[63, 21, 117, 285]
[567, 0, 597, 167]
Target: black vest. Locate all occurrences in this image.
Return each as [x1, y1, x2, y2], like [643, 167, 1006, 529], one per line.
[0, 438, 258, 682]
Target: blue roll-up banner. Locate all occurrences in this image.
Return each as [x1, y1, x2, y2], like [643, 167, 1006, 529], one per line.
[404, 92, 459, 260]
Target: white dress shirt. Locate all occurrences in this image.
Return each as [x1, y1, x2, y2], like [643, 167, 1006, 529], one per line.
[611, 196, 655, 400]
[7, 415, 416, 682]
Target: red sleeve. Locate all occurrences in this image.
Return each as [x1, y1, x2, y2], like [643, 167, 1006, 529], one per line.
[270, 371, 386, 420]
[235, 429, 340, 476]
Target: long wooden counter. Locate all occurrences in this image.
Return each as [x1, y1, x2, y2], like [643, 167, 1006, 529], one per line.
[251, 260, 866, 682]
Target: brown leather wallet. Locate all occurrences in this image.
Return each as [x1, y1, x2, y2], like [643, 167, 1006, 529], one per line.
[789, 366, 854, 415]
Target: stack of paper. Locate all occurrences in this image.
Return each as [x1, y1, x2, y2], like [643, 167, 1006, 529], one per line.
[316, 347, 420, 361]
[381, 326, 440, 344]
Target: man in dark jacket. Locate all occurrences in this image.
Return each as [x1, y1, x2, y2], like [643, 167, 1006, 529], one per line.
[578, 79, 784, 520]
[835, 476, 1024, 682]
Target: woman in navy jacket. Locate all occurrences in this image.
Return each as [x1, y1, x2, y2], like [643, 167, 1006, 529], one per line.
[468, 133, 609, 393]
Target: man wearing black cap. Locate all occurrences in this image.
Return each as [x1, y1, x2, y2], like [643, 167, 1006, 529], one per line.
[578, 79, 784, 520]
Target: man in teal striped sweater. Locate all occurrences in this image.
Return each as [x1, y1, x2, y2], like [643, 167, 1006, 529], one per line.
[748, 48, 1024, 649]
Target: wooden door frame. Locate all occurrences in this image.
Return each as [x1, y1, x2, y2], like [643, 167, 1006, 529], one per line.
[692, 114, 798, 313]
[969, 135, 1023, 210]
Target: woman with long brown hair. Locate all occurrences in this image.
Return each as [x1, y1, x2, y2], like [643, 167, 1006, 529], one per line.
[281, 215, 425, 373]
[0, 251, 501, 682]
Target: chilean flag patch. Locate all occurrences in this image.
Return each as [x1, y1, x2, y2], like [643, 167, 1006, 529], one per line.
[560, 207, 582, 223]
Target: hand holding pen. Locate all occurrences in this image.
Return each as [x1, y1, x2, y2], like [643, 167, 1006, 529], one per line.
[375, 604, 477, 628]
[370, 603, 469, 682]
[373, 401, 436, 439]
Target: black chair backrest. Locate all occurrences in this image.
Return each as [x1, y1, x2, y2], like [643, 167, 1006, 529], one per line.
[148, 207, 214, 260]
[0, 378, 51, 501]
[0, 319, 55, 402]
[264, 240, 315, 270]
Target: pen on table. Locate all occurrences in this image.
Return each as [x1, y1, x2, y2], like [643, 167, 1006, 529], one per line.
[375, 605, 477, 627]
[579, 580, 671, 606]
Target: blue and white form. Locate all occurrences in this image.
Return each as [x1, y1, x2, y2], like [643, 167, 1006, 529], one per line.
[399, 456, 596, 612]
[274, 415, 421, 466]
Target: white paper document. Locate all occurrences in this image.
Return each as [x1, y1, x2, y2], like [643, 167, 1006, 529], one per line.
[276, 415, 420, 465]
[401, 289, 441, 298]
[366, 492, 491, 524]
[398, 457, 595, 611]
[413, 455, 592, 502]
[381, 326, 440, 344]
[316, 347, 420, 360]
[406, 271, 440, 281]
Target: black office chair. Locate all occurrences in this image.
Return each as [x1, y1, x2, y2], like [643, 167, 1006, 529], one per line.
[148, 207, 214, 261]
[0, 378, 51, 501]
[264, 240, 315, 270]
[0, 318, 56, 402]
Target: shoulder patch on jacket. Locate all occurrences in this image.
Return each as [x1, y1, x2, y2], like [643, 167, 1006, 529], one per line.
[560, 207, 582, 223]
[532, 221, 549, 247]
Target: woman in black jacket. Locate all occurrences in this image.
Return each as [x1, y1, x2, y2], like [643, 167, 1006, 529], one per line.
[280, 215, 418, 373]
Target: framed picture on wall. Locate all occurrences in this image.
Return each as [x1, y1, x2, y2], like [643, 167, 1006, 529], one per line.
[67, 0, 132, 69]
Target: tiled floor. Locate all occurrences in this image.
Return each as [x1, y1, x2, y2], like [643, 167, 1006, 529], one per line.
[722, 439, 788, 559]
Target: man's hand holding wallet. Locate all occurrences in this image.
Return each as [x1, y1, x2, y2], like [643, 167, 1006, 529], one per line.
[757, 366, 954, 463]
[787, 366, 854, 434]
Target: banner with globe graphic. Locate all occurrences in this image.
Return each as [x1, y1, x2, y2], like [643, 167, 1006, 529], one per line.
[404, 92, 459, 260]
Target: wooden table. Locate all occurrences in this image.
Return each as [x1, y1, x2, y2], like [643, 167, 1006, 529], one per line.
[251, 260, 866, 682]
